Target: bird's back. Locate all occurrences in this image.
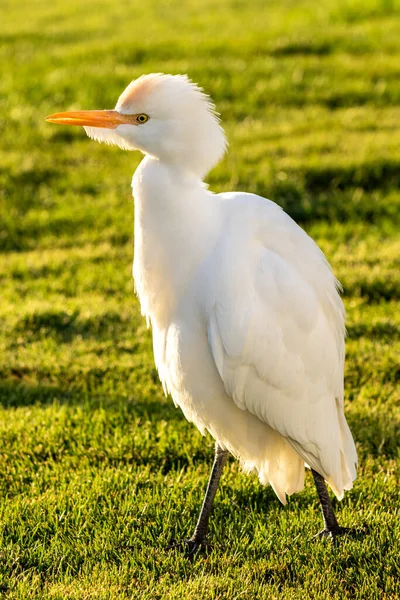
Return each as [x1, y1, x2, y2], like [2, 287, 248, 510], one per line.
[195, 191, 356, 500]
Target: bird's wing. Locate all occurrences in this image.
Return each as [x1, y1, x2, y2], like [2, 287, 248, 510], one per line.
[205, 194, 354, 495]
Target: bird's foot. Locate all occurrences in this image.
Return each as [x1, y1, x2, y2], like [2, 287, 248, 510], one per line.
[167, 536, 208, 559]
[313, 526, 358, 544]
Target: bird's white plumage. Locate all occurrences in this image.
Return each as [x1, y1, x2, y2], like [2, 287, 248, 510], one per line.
[85, 73, 357, 504]
[204, 193, 355, 500]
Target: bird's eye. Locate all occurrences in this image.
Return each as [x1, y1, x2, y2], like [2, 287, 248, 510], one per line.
[136, 114, 149, 124]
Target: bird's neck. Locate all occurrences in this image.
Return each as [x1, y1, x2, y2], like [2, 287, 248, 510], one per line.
[132, 156, 220, 326]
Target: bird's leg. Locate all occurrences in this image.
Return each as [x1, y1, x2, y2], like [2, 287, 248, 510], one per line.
[190, 443, 229, 545]
[312, 469, 352, 542]
[170, 442, 229, 557]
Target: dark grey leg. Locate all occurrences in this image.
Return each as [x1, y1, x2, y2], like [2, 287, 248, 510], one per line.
[312, 469, 352, 542]
[170, 442, 228, 557]
[190, 443, 229, 546]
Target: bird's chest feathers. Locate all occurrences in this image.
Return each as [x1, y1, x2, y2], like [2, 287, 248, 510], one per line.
[131, 159, 216, 326]
[133, 213, 188, 324]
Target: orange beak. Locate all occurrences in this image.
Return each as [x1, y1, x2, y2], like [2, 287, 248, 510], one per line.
[45, 109, 136, 129]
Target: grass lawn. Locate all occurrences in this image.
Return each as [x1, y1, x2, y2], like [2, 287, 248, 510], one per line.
[1, 0, 399, 597]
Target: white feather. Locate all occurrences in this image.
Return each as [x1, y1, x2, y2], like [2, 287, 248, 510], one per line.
[84, 126, 134, 150]
[85, 73, 357, 503]
[132, 159, 357, 503]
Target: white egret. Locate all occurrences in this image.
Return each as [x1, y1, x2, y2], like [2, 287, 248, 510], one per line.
[46, 73, 357, 554]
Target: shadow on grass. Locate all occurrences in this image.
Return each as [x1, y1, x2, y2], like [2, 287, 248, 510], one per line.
[0, 373, 175, 416]
[0, 166, 61, 213]
[0, 213, 132, 253]
[0, 369, 398, 466]
[0, 211, 97, 253]
[346, 321, 400, 341]
[13, 309, 140, 344]
[303, 159, 400, 193]
[270, 39, 334, 57]
[342, 276, 400, 303]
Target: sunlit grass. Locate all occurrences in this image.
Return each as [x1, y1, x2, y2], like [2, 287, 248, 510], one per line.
[0, 0, 399, 598]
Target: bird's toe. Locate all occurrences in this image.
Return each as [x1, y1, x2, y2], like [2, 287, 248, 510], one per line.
[167, 537, 208, 559]
[313, 526, 362, 544]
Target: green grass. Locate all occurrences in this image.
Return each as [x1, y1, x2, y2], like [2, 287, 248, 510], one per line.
[1, 0, 400, 597]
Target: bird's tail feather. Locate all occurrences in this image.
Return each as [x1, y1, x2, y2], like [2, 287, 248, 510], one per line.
[287, 403, 357, 500]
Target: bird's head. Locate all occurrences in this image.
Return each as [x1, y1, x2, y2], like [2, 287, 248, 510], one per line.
[46, 73, 227, 178]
